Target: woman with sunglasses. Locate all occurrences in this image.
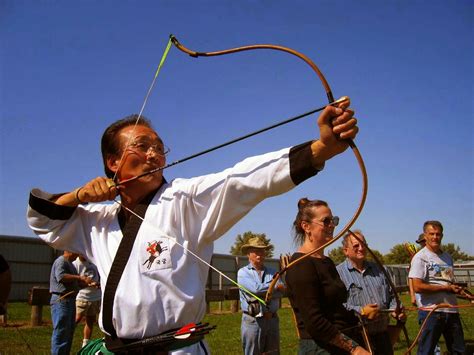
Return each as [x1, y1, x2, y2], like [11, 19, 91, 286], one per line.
[286, 198, 370, 355]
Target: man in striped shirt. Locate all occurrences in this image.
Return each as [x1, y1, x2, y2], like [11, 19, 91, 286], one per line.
[336, 230, 404, 355]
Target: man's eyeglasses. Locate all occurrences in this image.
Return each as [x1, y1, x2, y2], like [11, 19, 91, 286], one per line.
[128, 139, 170, 157]
[349, 243, 366, 251]
[311, 216, 339, 227]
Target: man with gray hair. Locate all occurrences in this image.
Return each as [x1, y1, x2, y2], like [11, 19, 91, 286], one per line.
[409, 220, 465, 355]
[336, 230, 404, 354]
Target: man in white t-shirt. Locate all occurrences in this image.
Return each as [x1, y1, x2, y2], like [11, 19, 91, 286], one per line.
[409, 220, 465, 355]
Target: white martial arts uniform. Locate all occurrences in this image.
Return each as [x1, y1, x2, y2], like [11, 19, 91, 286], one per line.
[27, 144, 319, 354]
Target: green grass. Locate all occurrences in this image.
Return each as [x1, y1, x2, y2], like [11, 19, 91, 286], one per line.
[1, 293, 472, 354]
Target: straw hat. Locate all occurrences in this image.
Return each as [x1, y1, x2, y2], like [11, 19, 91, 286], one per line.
[241, 236, 271, 255]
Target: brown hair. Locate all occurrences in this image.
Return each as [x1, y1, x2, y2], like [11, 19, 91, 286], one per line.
[292, 198, 328, 245]
[100, 114, 154, 178]
[423, 220, 444, 234]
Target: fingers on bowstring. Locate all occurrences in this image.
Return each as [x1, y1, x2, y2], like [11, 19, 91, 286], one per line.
[105, 178, 118, 200]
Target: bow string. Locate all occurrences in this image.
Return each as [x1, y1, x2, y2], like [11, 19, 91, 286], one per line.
[114, 35, 368, 307]
[166, 35, 369, 303]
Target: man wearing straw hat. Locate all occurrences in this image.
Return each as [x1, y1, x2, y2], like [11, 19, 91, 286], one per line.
[238, 236, 285, 354]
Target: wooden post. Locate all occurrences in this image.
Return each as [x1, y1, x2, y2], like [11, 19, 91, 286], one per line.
[229, 287, 240, 313]
[31, 305, 42, 326]
[218, 274, 223, 312]
[0, 312, 6, 325]
[232, 256, 240, 314]
[231, 300, 239, 313]
[206, 256, 213, 314]
[28, 287, 50, 326]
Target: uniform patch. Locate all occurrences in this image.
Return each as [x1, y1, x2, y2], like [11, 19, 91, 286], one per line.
[142, 238, 172, 271]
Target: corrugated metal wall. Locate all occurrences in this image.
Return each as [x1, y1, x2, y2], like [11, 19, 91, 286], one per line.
[1, 235, 57, 301]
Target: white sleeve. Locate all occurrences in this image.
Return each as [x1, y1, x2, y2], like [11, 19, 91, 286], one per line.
[26, 188, 117, 258]
[167, 147, 296, 244]
[408, 252, 427, 280]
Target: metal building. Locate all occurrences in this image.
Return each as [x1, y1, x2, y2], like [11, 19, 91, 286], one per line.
[0, 235, 57, 301]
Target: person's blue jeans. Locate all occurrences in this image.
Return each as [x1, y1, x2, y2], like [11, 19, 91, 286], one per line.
[417, 311, 440, 355]
[50, 296, 76, 355]
[241, 313, 280, 354]
[417, 310, 465, 355]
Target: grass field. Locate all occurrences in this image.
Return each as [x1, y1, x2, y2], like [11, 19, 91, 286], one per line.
[0, 293, 472, 354]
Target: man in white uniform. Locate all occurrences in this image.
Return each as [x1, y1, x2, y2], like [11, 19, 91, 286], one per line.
[27, 100, 358, 354]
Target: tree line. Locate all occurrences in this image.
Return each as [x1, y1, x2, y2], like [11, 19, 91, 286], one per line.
[230, 231, 473, 265]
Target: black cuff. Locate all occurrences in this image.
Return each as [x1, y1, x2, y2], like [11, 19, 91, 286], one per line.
[289, 141, 320, 185]
[29, 189, 77, 220]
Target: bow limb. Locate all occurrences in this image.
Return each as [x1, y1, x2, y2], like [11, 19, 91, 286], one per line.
[264, 144, 367, 304]
[167, 35, 368, 303]
[404, 303, 454, 355]
[406, 303, 472, 355]
[348, 230, 411, 353]
[170, 35, 335, 102]
[458, 287, 474, 301]
[356, 313, 374, 354]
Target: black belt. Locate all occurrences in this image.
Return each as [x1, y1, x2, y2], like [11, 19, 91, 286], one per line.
[105, 322, 215, 354]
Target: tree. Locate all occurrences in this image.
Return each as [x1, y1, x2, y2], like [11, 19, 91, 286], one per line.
[441, 243, 472, 261]
[384, 242, 473, 264]
[328, 247, 345, 264]
[229, 231, 274, 258]
[384, 244, 411, 264]
[368, 249, 385, 264]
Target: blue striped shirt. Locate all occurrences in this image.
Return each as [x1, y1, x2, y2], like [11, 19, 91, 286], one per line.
[336, 259, 397, 333]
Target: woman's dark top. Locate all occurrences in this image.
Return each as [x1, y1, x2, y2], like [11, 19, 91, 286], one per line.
[286, 253, 359, 351]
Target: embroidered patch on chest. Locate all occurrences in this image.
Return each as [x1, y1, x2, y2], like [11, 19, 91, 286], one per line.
[141, 238, 172, 271]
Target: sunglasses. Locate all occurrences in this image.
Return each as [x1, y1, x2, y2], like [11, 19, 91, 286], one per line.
[311, 216, 339, 227]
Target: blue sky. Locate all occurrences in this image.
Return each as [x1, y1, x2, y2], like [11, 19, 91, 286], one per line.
[1, 1, 472, 257]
